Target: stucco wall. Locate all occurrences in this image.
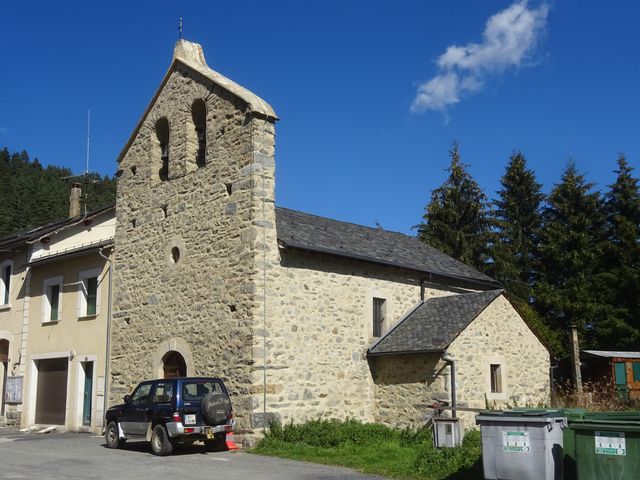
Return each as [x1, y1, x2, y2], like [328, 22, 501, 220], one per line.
[23, 252, 111, 432]
[0, 248, 28, 425]
[111, 63, 276, 436]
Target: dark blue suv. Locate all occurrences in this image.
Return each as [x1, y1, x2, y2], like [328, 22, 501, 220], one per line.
[104, 377, 236, 456]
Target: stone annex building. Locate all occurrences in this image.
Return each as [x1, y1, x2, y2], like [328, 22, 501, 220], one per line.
[0, 40, 550, 438]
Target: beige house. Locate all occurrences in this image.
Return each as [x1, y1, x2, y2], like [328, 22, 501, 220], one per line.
[0, 199, 114, 432]
[108, 39, 551, 442]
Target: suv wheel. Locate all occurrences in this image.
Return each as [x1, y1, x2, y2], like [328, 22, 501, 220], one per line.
[105, 422, 126, 449]
[150, 424, 173, 456]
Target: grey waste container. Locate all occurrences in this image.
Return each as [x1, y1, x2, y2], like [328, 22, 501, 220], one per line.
[476, 409, 567, 480]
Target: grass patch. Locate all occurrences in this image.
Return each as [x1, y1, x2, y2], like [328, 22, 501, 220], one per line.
[251, 419, 482, 480]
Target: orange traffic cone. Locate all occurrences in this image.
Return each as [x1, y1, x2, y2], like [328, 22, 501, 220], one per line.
[226, 431, 240, 450]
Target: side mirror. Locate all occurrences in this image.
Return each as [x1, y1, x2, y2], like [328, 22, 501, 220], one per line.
[124, 394, 131, 404]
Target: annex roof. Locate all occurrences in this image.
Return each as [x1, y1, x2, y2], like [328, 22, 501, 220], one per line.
[583, 350, 640, 360]
[368, 290, 503, 355]
[117, 40, 277, 164]
[275, 207, 499, 288]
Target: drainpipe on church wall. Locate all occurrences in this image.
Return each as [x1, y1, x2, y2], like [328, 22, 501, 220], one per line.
[442, 353, 457, 418]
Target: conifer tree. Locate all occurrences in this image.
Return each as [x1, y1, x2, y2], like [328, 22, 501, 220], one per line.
[418, 142, 490, 271]
[599, 155, 640, 347]
[490, 152, 544, 301]
[534, 161, 609, 347]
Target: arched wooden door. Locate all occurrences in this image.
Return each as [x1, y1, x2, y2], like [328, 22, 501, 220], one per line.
[162, 351, 187, 378]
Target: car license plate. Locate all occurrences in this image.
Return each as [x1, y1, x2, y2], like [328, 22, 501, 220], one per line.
[184, 414, 196, 425]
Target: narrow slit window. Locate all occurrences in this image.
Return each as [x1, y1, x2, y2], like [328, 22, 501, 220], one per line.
[490, 364, 502, 393]
[192, 99, 207, 168]
[156, 118, 170, 181]
[373, 297, 386, 337]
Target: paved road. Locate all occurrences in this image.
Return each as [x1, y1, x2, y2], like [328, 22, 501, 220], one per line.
[0, 428, 384, 480]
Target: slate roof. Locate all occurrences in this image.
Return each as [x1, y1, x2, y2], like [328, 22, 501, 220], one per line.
[275, 207, 499, 288]
[368, 290, 504, 355]
[0, 204, 115, 252]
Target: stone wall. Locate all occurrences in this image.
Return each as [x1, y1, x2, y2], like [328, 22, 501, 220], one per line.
[250, 244, 465, 429]
[371, 294, 550, 430]
[111, 62, 276, 436]
[447, 294, 550, 426]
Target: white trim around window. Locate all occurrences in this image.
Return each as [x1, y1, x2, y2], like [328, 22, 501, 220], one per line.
[77, 268, 102, 319]
[0, 259, 13, 308]
[42, 275, 63, 323]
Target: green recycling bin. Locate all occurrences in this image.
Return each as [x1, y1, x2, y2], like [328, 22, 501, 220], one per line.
[476, 409, 567, 480]
[564, 411, 640, 480]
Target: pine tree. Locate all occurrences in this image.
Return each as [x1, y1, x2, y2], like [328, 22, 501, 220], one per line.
[417, 142, 491, 271]
[599, 155, 640, 347]
[490, 152, 544, 301]
[534, 161, 610, 348]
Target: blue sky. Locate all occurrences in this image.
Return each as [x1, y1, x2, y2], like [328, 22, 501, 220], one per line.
[1, 1, 639, 234]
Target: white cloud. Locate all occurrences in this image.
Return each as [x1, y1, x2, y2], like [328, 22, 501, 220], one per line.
[411, 1, 549, 116]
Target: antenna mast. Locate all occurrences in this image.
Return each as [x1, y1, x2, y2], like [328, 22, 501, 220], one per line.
[86, 109, 91, 176]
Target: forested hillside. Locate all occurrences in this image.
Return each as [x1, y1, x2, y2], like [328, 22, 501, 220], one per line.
[0, 147, 116, 237]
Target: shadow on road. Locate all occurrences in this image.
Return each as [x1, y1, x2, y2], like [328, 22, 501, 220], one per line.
[101, 438, 230, 456]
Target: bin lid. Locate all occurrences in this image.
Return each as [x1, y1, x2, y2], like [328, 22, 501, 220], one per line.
[478, 408, 565, 417]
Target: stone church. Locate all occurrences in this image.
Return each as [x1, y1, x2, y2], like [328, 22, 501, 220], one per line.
[109, 39, 551, 440]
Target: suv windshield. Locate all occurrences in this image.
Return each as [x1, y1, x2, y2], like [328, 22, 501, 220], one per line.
[182, 380, 224, 401]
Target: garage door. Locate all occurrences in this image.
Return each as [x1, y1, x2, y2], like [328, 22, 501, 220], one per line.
[35, 358, 68, 425]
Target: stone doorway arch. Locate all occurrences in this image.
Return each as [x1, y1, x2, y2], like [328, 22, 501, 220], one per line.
[162, 351, 187, 378]
[152, 338, 195, 379]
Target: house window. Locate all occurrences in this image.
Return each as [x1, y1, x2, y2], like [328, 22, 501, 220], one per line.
[192, 99, 207, 168]
[0, 260, 12, 306]
[633, 363, 640, 383]
[490, 364, 502, 393]
[373, 297, 386, 337]
[78, 269, 101, 318]
[43, 276, 63, 323]
[156, 117, 170, 181]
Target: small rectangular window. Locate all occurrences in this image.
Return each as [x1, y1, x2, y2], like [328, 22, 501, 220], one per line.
[373, 297, 386, 337]
[490, 364, 502, 393]
[43, 276, 63, 323]
[633, 363, 640, 383]
[49, 284, 60, 321]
